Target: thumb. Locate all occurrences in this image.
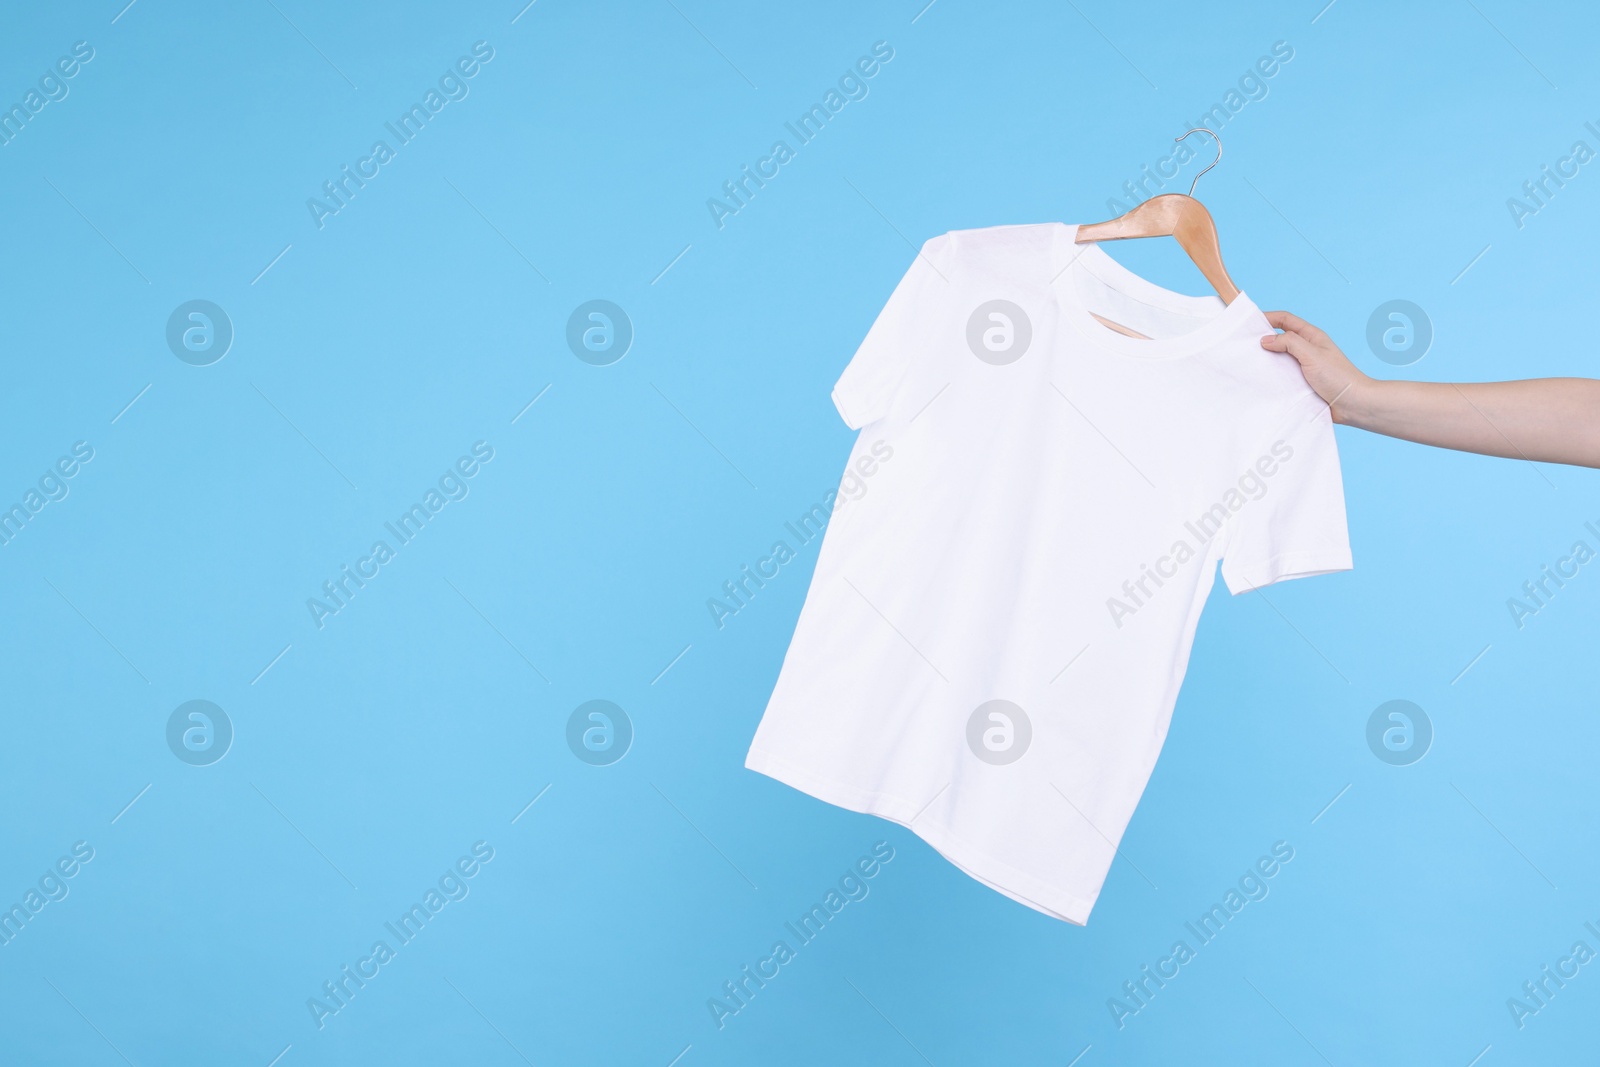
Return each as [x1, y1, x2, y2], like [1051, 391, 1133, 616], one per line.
[1259, 329, 1316, 364]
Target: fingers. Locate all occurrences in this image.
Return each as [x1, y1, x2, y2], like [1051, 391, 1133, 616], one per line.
[1263, 310, 1326, 342]
[1259, 329, 1316, 362]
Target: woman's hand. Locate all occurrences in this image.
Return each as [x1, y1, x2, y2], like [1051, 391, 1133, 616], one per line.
[1259, 310, 1373, 424]
[1259, 310, 1600, 468]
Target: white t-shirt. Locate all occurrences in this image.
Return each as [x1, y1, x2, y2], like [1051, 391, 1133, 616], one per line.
[744, 222, 1352, 924]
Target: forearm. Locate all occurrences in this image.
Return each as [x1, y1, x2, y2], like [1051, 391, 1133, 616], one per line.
[1338, 377, 1600, 468]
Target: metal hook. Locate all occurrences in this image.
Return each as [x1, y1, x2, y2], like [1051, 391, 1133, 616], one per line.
[1174, 128, 1222, 198]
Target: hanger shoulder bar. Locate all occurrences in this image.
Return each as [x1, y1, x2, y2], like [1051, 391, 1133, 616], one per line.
[1075, 194, 1240, 304]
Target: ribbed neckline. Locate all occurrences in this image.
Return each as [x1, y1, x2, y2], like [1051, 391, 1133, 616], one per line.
[1052, 222, 1260, 360]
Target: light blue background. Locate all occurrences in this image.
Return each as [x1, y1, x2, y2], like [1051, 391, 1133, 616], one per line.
[2, 1, 1597, 1064]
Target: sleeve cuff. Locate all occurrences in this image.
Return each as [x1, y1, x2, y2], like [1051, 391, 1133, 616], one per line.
[831, 384, 866, 430]
[1223, 548, 1353, 595]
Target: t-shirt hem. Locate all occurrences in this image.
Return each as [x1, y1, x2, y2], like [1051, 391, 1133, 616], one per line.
[744, 745, 1098, 925]
[1224, 548, 1354, 595]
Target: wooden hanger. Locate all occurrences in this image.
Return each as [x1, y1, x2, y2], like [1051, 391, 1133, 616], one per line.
[1074, 129, 1239, 338]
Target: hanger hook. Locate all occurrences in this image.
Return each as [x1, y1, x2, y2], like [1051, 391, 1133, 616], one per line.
[1174, 127, 1222, 197]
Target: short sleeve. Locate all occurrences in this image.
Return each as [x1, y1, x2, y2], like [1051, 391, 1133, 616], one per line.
[831, 235, 947, 429]
[1219, 394, 1353, 595]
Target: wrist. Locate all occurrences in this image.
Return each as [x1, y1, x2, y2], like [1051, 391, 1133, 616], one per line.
[1329, 373, 1382, 427]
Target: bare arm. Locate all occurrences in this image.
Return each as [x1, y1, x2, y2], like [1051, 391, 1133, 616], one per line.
[1259, 311, 1600, 469]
